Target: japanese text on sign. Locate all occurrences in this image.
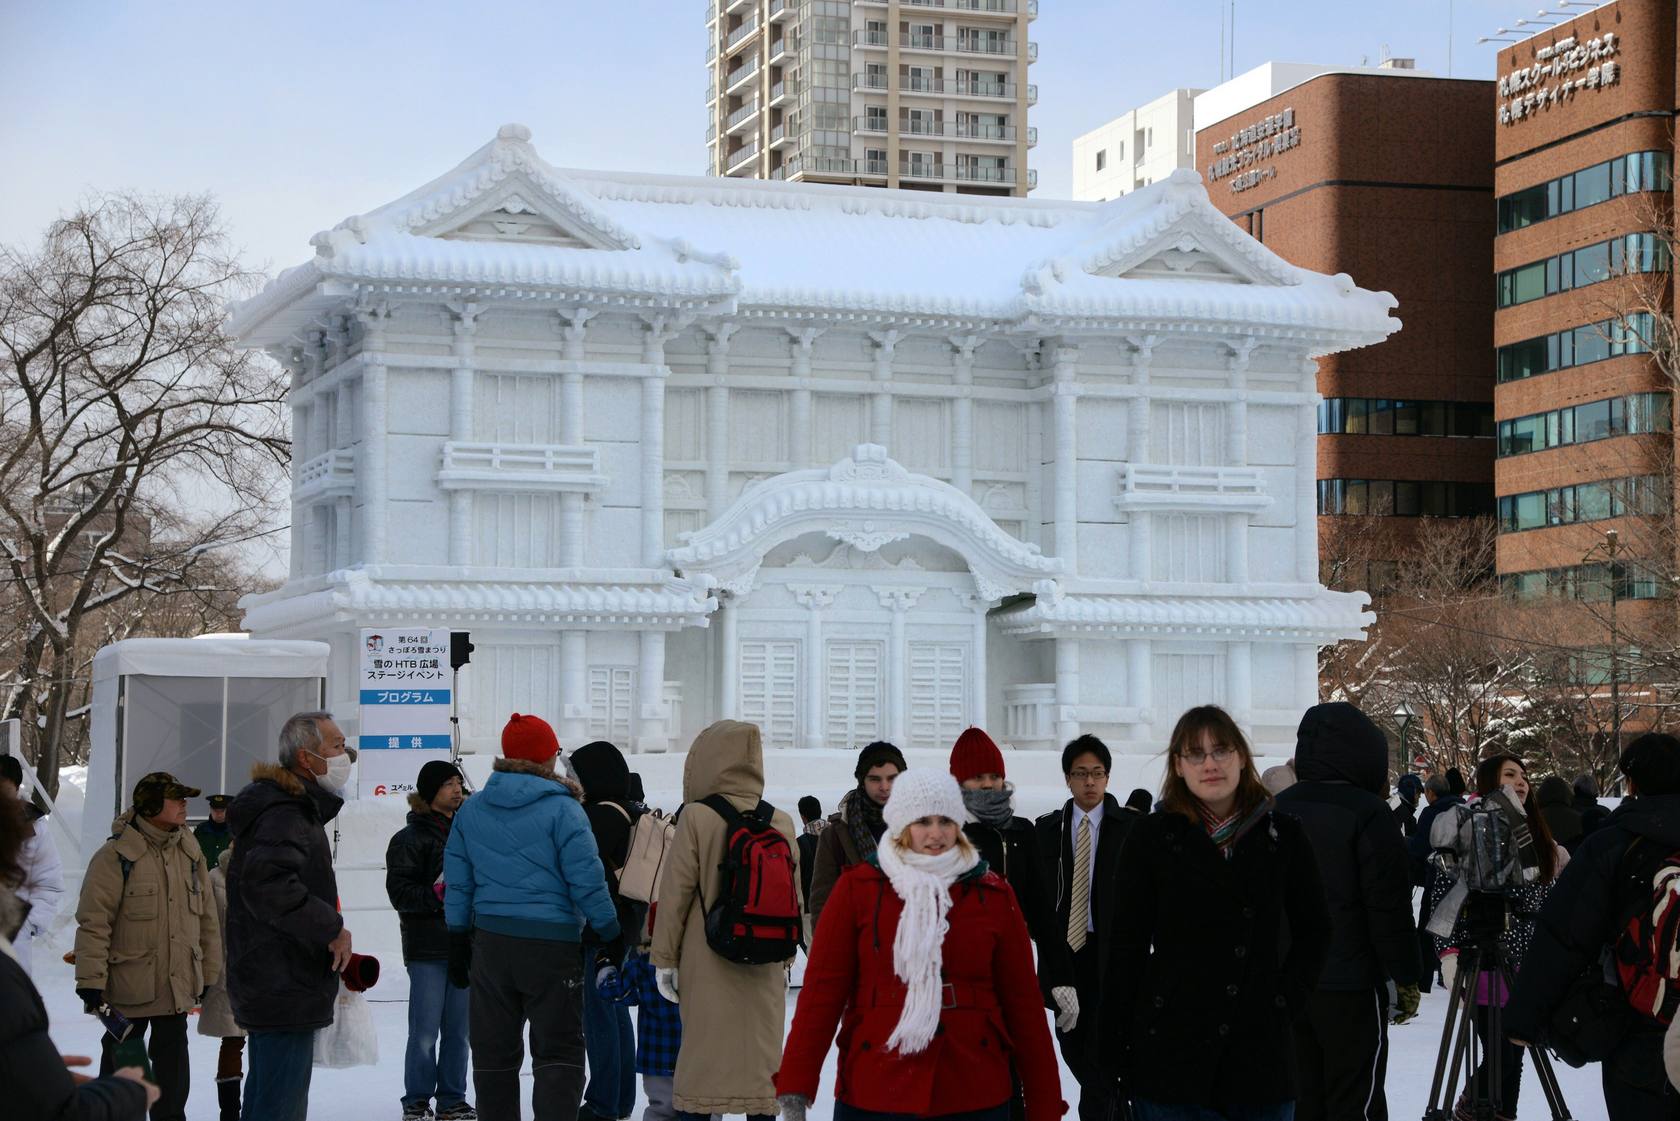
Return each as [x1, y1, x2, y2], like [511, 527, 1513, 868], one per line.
[1499, 33, 1620, 125]
[1208, 107, 1301, 192]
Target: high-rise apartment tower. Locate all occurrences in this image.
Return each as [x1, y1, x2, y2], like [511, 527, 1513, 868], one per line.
[706, 0, 1038, 195]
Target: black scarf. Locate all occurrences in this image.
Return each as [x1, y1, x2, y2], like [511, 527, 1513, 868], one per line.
[839, 787, 886, 861]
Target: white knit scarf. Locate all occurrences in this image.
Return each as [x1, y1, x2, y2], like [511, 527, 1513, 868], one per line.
[874, 839, 981, 1054]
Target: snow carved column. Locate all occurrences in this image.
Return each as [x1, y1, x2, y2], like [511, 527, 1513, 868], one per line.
[717, 594, 739, 717]
[877, 586, 924, 747]
[869, 330, 897, 449]
[636, 631, 668, 753]
[951, 335, 980, 497]
[448, 305, 478, 565]
[357, 306, 390, 566]
[1055, 637, 1081, 751]
[960, 592, 990, 729]
[642, 321, 673, 569]
[1225, 341, 1253, 587]
[285, 351, 308, 579]
[558, 309, 592, 569]
[1128, 638, 1153, 732]
[1052, 344, 1079, 569]
[334, 351, 355, 570]
[1295, 359, 1320, 583]
[789, 329, 821, 469]
[1126, 336, 1156, 583]
[704, 325, 735, 520]
[561, 630, 589, 743]
[793, 585, 841, 749]
[1226, 640, 1253, 729]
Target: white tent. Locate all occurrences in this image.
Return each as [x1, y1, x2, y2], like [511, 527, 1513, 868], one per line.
[83, 637, 329, 860]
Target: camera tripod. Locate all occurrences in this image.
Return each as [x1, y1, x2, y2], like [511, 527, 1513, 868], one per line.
[1424, 897, 1575, 1121]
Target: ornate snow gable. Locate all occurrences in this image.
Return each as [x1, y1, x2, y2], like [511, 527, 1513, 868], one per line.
[667, 444, 1061, 600]
[353, 123, 644, 251]
[1071, 169, 1301, 287]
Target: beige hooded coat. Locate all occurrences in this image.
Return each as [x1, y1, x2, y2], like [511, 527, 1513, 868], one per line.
[652, 720, 801, 1116]
[196, 849, 242, 1038]
[74, 811, 221, 1019]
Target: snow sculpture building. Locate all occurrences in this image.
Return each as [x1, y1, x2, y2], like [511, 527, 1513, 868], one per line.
[231, 124, 1394, 756]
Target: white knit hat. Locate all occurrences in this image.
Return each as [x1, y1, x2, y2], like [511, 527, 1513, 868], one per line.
[882, 768, 970, 837]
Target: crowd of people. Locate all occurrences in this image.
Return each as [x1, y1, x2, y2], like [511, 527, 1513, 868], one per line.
[2, 702, 1680, 1121]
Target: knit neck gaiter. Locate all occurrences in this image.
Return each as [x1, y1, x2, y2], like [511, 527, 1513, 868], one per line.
[961, 783, 1015, 828]
[841, 787, 887, 861]
[875, 839, 981, 1054]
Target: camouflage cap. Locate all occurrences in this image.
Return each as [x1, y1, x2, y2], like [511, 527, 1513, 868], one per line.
[132, 771, 201, 816]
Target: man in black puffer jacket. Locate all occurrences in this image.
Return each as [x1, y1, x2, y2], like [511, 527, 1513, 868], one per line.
[571, 740, 640, 1121]
[386, 760, 472, 1121]
[1507, 734, 1680, 1121]
[1275, 702, 1420, 1121]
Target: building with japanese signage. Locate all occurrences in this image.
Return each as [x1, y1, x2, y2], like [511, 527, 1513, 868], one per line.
[1491, 0, 1676, 705]
[1189, 62, 1499, 581]
[229, 124, 1396, 756]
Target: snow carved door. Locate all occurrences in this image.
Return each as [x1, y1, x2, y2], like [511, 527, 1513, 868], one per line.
[908, 642, 967, 748]
[588, 667, 634, 743]
[739, 640, 800, 749]
[825, 640, 883, 750]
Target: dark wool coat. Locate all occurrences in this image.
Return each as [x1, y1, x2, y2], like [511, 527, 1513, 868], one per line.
[224, 763, 345, 1033]
[808, 801, 883, 929]
[1274, 704, 1420, 990]
[0, 946, 151, 1121]
[778, 862, 1066, 1121]
[1034, 794, 1133, 975]
[963, 814, 1071, 997]
[1097, 808, 1331, 1110]
[385, 793, 453, 963]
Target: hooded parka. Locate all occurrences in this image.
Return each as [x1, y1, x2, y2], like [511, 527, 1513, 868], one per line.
[196, 852, 242, 1039]
[223, 763, 344, 1032]
[778, 861, 1067, 1121]
[652, 720, 800, 1116]
[73, 811, 221, 1019]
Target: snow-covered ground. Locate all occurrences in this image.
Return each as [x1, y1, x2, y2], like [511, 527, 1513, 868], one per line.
[31, 947, 1608, 1121]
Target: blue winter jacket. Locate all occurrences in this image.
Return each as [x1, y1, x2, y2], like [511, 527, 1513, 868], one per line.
[444, 759, 621, 944]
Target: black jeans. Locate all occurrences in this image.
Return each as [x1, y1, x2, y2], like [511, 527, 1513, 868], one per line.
[471, 929, 586, 1121]
[1468, 1003, 1523, 1115]
[100, 1012, 190, 1121]
[1603, 1029, 1680, 1121]
[1057, 943, 1114, 1121]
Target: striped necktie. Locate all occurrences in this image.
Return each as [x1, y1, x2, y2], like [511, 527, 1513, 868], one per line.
[1068, 815, 1091, 952]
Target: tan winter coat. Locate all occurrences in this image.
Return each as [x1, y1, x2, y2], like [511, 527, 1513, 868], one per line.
[196, 850, 242, 1038]
[74, 812, 221, 1019]
[653, 720, 801, 1116]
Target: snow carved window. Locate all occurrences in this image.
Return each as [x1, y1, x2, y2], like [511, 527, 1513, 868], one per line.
[1149, 401, 1224, 466]
[1151, 513, 1226, 584]
[894, 399, 951, 475]
[588, 667, 635, 744]
[825, 640, 883, 749]
[1152, 649, 1226, 722]
[739, 640, 800, 749]
[475, 373, 562, 444]
[665, 389, 706, 463]
[909, 642, 967, 748]
[469, 645, 557, 743]
[813, 395, 868, 464]
[475, 493, 561, 567]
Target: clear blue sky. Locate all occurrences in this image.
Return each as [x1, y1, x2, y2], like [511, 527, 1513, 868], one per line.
[2, 0, 1519, 277]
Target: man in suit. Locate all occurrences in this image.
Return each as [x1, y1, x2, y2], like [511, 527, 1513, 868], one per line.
[1036, 734, 1134, 1121]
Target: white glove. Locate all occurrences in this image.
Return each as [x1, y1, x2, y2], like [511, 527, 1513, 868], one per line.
[656, 966, 680, 1004]
[778, 1094, 811, 1121]
[1051, 985, 1080, 1033]
[1440, 954, 1458, 993]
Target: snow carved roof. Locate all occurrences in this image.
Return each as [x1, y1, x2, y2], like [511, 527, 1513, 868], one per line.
[228, 124, 1400, 350]
[993, 588, 1373, 642]
[667, 444, 1061, 601]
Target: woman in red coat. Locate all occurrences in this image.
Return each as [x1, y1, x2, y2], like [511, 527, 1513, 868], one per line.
[776, 768, 1066, 1121]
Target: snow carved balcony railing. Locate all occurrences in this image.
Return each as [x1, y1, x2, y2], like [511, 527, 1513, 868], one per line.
[294, 449, 357, 504]
[436, 442, 607, 494]
[1112, 464, 1273, 513]
[1003, 683, 1056, 747]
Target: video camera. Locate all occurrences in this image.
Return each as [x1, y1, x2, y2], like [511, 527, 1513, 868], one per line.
[1425, 786, 1542, 938]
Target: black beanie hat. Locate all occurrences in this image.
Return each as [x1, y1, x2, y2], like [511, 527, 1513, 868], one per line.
[1125, 787, 1153, 813]
[416, 760, 463, 805]
[1621, 733, 1680, 796]
[0, 756, 21, 788]
[854, 740, 908, 781]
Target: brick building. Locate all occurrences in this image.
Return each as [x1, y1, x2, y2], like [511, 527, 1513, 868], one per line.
[1193, 67, 1498, 576]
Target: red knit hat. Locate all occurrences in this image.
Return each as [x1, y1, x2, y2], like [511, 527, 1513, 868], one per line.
[502, 713, 559, 765]
[949, 726, 1005, 783]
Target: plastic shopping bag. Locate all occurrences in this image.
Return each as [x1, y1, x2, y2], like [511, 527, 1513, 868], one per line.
[313, 979, 379, 1068]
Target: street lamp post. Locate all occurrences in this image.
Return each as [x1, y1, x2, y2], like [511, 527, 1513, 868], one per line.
[1393, 698, 1418, 774]
[1584, 528, 1623, 758]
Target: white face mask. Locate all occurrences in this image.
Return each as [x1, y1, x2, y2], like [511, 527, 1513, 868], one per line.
[308, 749, 354, 794]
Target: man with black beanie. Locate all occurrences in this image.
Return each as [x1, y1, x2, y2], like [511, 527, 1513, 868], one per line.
[386, 758, 472, 1120]
[571, 740, 641, 1121]
[1507, 733, 1680, 1120]
[807, 741, 906, 930]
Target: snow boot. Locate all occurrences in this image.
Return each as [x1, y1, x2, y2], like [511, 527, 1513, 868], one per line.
[216, 1077, 241, 1121]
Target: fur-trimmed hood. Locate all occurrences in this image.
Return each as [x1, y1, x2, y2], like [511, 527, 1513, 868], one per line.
[480, 756, 585, 809]
[228, 760, 343, 841]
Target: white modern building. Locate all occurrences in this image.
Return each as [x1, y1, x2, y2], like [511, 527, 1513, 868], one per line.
[231, 124, 1394, 757]
[1071, 87, 1205, 203]
[1192, 59, 1430, 136]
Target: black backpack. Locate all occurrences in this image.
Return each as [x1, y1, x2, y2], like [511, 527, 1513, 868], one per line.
[698, 794, 801, 965]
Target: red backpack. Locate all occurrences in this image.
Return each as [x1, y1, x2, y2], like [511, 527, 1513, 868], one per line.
[698, 794, 802, 965]
[1614, 844, 1680, 1025]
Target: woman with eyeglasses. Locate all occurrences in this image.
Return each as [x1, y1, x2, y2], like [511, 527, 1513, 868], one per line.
[1097, 705, 1331, 1121]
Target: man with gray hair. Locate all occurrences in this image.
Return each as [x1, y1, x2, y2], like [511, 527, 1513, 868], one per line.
[225, 710, 357, 1121]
